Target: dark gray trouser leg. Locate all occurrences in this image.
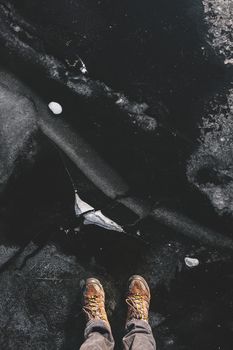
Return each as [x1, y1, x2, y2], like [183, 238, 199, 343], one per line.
[122, 319, 156, 350]
[80, 320, 115, 350]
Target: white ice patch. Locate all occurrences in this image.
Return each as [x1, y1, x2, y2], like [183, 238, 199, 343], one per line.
[13, 25, 21, 32]
[75, 192, 94, 216]
[116, 97, 125, 105]
[83, 210, 124, 232]
[48, 101, 63, 115]
[80, 59, 88, 74]
[224, 58, 233, 65]
[184, 257, 200, 268]
[74, 191, 124, 232]
[212, 188, 225, 210]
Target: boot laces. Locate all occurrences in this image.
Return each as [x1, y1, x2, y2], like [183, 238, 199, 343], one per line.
[126, 293, 148, 320]
[83, 295, 105, 320]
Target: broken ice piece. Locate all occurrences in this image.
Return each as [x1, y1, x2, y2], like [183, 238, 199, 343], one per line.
[75, 192, 94, 216]
[48, 101, 63, 115]
[83, 210, 124, 233]
[184, 257, 200, 268]
[74, 191, 124, 232]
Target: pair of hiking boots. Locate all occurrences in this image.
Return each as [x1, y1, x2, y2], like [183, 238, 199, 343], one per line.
[83, 275, 150, 327]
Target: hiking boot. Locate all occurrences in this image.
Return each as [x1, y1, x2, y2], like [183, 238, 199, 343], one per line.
[82, 278, 110, 328]
[126, 275, 151, 323]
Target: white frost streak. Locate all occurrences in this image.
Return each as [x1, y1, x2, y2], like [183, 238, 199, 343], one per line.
[74, 192, 124, 232]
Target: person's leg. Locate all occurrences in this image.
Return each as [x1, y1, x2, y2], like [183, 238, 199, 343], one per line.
[80, 319, 114, 350]
[122, 275, 156, 350]
[123, 319, 156, 350]
[80, 278, 115, 350]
